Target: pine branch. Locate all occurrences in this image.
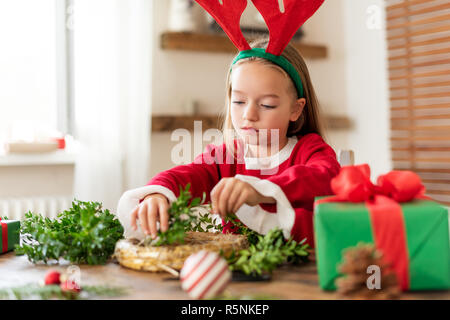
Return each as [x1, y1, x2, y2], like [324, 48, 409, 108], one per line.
[0, 284, 127, 300]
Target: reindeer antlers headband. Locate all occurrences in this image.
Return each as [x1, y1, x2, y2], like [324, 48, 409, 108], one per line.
[194, 0, 325, 98]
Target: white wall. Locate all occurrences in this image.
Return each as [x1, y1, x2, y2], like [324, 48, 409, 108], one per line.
[150, 0, 236, 177]
[343, 0, 391, 179]
[149, 0, 391, 181]
[73, 0, 153, 211]
[299, 0, 350, 157]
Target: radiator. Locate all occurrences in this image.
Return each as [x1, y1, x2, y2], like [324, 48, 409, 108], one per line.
[0, 196, 73, 220]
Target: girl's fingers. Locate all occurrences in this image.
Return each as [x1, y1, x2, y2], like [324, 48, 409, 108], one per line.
[227, 185, 242, 214]
[158, 201, 169, 232]
[218, 180, 234, 218]
[232, 190, 248, 213]
[211, 180, 225, 215]
[138, 202, 149, 235]
[130, 205, 139, 231]
[147, 202, 158, 239]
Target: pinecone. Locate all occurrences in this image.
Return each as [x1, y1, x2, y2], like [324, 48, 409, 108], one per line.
[306, 248, 316, 262]
[335, 243, 401, 300]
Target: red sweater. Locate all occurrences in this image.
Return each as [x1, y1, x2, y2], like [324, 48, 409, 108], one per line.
[136, 133, 340, 247]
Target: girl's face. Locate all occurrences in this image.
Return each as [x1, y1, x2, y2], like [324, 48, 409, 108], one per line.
[230, 61, 305, 152]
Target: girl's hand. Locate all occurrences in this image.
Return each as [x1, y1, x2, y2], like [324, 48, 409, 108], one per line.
[130, 193, 170, 239]
[210, 177, 275, 218]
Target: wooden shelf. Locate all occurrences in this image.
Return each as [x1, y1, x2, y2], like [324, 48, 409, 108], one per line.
[152, 114, 352, 132]
[152, 115, 222, 132]
[161, 32, 328, 59]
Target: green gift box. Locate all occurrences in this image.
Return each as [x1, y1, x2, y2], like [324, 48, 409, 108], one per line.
[0, 218, 20, 254]
[314, 196, 450, 291]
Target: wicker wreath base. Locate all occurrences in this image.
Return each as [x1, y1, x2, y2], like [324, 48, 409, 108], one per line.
[114, 231, 248, 273]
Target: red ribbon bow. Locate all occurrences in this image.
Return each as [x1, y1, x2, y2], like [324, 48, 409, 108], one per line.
[328, 163, 428, 203]
[315, 164, 431, 291]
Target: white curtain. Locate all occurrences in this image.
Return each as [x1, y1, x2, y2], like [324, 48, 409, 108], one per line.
[73, 0, 152, 211]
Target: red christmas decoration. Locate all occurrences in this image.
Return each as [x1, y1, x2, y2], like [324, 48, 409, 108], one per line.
[194, 0, 325, 55]
[44, 270, 61, 285]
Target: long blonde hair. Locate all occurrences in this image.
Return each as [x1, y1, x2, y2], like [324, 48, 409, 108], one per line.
[220, 38, 326, 158]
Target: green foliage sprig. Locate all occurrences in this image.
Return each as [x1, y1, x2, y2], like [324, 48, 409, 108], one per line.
[225, 228, 310, 276]
[221, 213, 260, 245]
[186, 198, 311, 276]
[189, 202, 227, 234]
[0, 284, 127, 300]
[15, 200, 124, 265]
[145, 184, 208, 246]
[143, 184, 257, 245]
[141, 184, 311, 276]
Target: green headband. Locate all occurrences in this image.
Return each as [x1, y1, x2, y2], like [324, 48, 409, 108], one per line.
[231, 48, 304, 99]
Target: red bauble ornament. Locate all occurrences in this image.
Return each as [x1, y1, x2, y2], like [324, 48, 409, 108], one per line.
[44, 270, 61, 285]
[180, 250, 231, 300]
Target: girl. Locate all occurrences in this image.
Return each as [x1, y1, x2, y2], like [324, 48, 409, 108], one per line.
[117, 38, 341, 247]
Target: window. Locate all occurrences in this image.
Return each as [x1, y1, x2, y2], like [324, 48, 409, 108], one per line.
[0, 0, 73, 145]
[387, 0, 450, 205]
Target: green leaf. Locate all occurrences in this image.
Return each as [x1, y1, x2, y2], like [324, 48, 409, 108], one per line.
[15, 199, 124, 265]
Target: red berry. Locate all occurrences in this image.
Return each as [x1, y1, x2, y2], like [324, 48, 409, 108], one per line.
[44, 270, 61, 285]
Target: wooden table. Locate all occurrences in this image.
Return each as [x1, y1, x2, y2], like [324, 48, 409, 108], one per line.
[1, 252, 448, 300]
